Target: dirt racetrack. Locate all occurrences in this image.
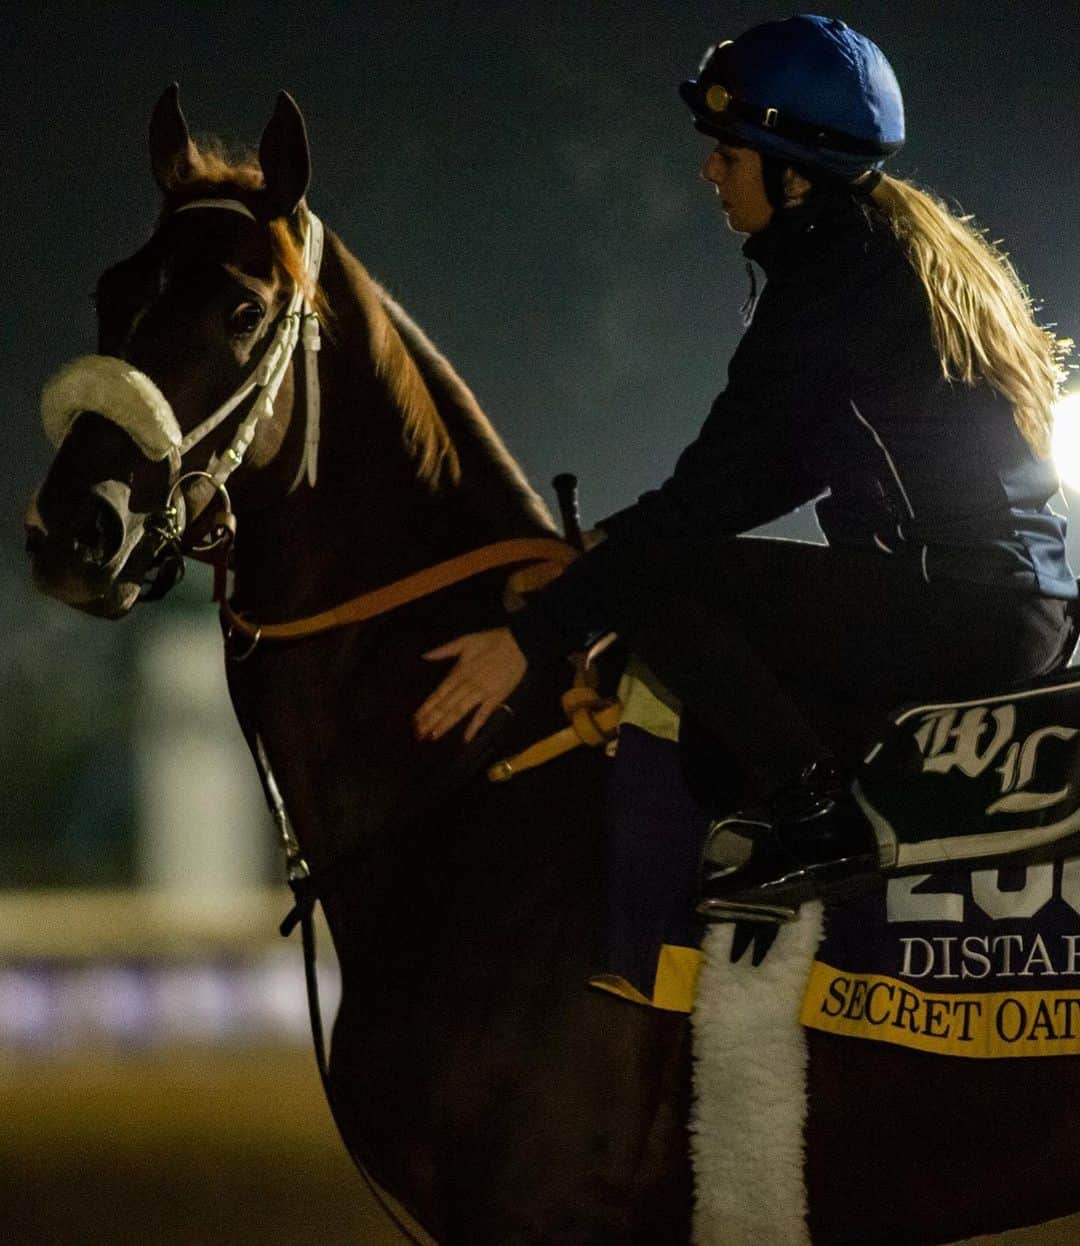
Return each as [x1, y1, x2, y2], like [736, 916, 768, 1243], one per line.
[0, 1046, 421, 1245]
[0, 1043, 1077, 1245]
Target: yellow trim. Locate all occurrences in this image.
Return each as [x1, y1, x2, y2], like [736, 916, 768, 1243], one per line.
[653, 943, 704, 1012]
[589, 944, 703, 1015]
[589, 974, 655, 1008]
[801, 959, 1080, 1059]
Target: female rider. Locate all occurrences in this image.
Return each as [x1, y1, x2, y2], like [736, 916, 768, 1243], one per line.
[414, 15, 1076, 919]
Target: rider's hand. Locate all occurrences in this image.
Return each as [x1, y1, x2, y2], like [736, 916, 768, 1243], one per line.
[414, 627, 527, 743]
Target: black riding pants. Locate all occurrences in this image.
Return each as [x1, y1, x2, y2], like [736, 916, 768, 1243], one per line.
[590, 535, 1075, 800]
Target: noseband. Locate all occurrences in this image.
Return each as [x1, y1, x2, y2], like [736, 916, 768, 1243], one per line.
[40, 199, 326, 596]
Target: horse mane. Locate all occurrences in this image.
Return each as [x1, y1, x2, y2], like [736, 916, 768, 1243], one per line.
[376, 290, 556, 533]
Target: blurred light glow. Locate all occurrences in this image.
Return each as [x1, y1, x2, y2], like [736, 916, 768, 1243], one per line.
[0, 955, 342, 1054]
[1052, 391, 1080, 492]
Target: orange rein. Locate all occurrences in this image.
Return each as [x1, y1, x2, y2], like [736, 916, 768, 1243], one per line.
[209, 531, 578, 645]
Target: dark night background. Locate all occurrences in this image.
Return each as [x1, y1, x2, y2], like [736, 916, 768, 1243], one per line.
[2, 0, 1079, 879]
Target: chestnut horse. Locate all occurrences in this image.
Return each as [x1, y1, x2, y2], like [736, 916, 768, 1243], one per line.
[25, 90, 1080, 1245]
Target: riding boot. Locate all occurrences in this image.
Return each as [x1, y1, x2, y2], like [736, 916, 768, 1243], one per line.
[696, 759, 881, 923]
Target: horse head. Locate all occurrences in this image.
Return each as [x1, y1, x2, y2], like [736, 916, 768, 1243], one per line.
[26, 85, 320, 616]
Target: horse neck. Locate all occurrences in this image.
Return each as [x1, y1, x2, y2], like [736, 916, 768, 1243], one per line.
[232, 228, 558, 622]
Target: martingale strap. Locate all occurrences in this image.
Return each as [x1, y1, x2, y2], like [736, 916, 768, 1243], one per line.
[216, 535, 578, 642]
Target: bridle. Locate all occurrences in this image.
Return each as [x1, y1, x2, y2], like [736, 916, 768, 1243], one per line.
[40, 197, 326, 597]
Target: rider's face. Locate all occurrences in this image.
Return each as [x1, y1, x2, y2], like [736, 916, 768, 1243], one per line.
[701, 143, 773, 235]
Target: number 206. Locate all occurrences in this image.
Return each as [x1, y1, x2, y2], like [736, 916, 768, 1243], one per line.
[887, 859, 1080, 924]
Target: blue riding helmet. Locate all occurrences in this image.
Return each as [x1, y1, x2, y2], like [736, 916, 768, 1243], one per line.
[680, 14, 905, 180]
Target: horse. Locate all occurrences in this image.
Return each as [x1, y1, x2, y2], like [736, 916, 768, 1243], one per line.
[24, 88, 1080, 1245]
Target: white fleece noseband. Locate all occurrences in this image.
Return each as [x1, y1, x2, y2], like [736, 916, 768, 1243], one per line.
[42, 354, 181, 461]
[39, 198, 324, 501]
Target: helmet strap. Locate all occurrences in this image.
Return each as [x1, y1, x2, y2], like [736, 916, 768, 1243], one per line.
[764, 156, 875, 215]
[762, 157, 830, 211]
[760, 155, 789, 210]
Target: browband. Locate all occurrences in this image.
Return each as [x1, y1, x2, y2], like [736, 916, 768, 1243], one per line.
[173, 198, 257, 221]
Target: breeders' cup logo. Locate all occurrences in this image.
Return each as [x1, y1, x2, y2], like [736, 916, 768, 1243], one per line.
[914, 704, 1077, 817]
[855, 687, 1080, 873]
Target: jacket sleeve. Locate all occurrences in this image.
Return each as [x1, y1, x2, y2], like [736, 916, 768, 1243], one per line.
[509, 320, 825, 665]
[600, 383, 821, 546]
[508, 538, 617, 664]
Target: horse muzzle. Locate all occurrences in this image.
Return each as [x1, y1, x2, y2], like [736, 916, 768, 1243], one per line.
[31, 354, 192, 615]
[26, 483, 149, 617]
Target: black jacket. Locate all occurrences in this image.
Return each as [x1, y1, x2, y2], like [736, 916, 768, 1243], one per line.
[512, 192, 1074, 664]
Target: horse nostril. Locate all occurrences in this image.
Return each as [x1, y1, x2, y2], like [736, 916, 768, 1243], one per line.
[25, 524, 46, 556]
[70, 494, 125, 566]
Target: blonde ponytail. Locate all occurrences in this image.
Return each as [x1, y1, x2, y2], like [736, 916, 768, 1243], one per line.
[869, 174, 1071, 457]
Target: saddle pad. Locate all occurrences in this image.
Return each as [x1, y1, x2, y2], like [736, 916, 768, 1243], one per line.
[801, 672, 1080, 1057]
[588, 663, 710, 1013]
[800, 859, 1080, 1057]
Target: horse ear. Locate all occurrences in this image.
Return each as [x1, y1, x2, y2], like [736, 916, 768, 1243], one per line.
[149, 83, 196, 193]
[258, 91, 311, 219]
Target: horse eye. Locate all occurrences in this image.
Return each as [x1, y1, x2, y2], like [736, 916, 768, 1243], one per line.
[230, 301, 265, 337]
